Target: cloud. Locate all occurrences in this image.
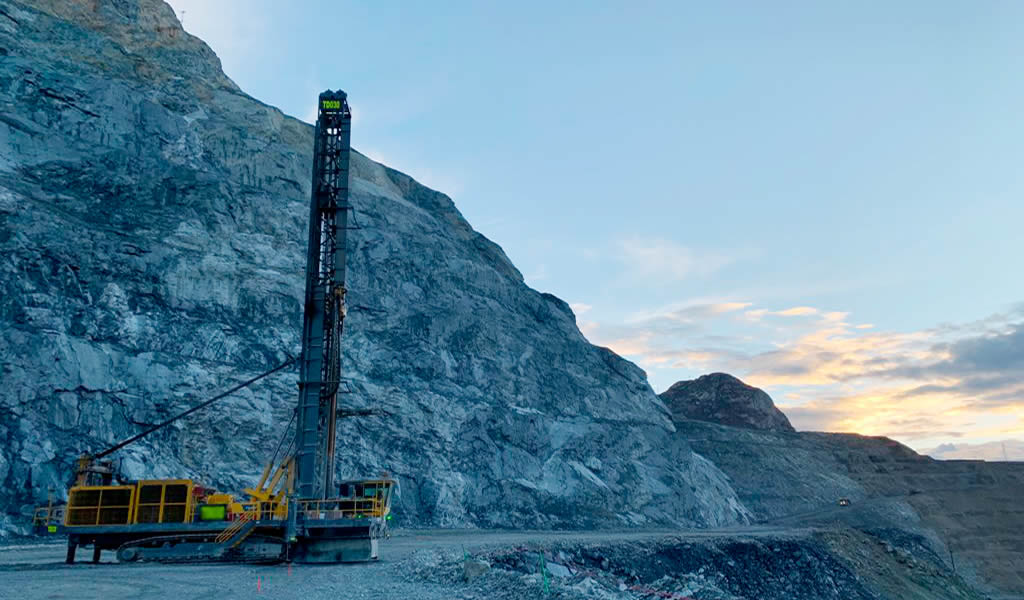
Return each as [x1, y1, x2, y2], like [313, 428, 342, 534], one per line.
[579, 298, 1024, 450]
[525, 263, 549, 284]
[777, 306, 818, 316]
[734, 315, 1024, 446]
[616, 237, 736, 281]
[946, 324, 1024, 373]
[570, 303, 593, 317]
[585, 302, 758, 360]
[874, 324, 1024, 409]
[303, 102, 319, 125]
[925, 439, 1024, 461]
[627, 301, 751, 324]
[897, 375, 1024, 402]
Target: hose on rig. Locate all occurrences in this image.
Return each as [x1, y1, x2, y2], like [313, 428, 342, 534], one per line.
[93, 357, 296, 460]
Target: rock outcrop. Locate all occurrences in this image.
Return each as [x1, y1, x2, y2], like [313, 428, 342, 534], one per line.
[660, 373, 795, 432]
[0, 0, 750, 531]
[674, 415, 1024, 597]
[658, 374, 1024, 596]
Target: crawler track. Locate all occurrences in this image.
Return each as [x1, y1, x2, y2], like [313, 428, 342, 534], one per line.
[115, 534, 286, 564]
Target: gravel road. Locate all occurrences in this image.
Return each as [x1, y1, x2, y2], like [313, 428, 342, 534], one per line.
[0, 527, 806, 600]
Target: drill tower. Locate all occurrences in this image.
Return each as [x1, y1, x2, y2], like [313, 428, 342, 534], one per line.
[295, 90, 352, 500]
[41, 90, 394, 565]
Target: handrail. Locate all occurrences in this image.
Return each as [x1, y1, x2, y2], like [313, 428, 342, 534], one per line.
[33, 505, 65, 526]
[215, 511, 254, 543]
[93, 359, 295, 460]
[297, 497, 390, 520]
[237, 501, 283, 521]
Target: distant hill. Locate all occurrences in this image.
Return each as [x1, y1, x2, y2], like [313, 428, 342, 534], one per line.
[659, 373, 795, 432]
[925, 440, 1024, 461]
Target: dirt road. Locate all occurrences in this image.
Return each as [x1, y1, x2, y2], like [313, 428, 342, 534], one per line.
[0, 527, 807, 600]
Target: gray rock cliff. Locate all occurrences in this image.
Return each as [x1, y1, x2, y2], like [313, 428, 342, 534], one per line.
[675, 418, 1024, 598]
[0, 0, 750, 531]
[660, 373, 796, 433]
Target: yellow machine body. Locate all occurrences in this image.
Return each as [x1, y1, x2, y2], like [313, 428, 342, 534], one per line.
[53, 455, 395, 530]
[64, 480, 197, 527]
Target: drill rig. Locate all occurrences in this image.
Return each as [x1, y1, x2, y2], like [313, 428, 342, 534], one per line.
[33, 90, 394, 564]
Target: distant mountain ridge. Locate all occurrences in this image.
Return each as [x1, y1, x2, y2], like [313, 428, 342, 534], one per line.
[660, 373, 1024, 597]
[925, 440, 1024, 461]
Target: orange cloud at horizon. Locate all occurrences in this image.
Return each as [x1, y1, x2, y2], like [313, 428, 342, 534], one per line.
[579, 300, 1024, 450]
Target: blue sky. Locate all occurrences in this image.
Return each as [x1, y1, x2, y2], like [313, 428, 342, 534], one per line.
[166, 0, 1023, 451]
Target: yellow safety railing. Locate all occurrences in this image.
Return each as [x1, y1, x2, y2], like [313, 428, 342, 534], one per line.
[296, 496, 389, 521]
[215, 510, 254, 543]
[65, 486, 135, 526]
[236, 501, 284, 521]
[134, 480, 193, 525]
[33, 505, 64, 527]
[295, 478, 396, 521]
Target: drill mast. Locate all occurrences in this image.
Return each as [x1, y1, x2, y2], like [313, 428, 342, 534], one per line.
[294, 90, 352, 500]
[42, 90, 394, 565]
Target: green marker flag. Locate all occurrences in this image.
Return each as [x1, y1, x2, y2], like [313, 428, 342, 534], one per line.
[539, 553, 549, 595]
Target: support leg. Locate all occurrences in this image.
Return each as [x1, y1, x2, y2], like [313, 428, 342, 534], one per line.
[92, 545, 101, 563]
[65, 541, 77, 564]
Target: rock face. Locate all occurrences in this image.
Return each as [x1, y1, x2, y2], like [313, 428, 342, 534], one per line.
[0, 0, 750, 531]
[675, 419, 1024, 598]
[660, 373, 795, 432]
[479, 531, 987, 600]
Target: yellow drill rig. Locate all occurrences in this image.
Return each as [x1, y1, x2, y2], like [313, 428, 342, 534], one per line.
[33, 90, 395, 564]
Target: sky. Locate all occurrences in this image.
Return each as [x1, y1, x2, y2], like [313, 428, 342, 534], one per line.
[164, 0, 1023, 452]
